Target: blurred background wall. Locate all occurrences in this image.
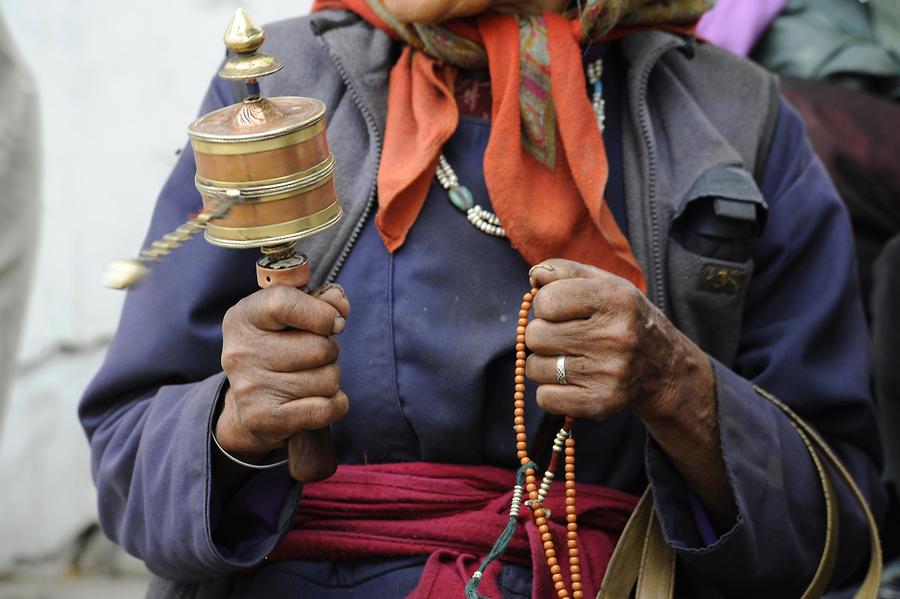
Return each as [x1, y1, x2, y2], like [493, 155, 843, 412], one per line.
[0, 0, 310, 595]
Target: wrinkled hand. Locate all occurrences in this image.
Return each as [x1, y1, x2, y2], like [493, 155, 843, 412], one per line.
[525, 259, 734, 526]
[216, 284, 350, 461]
[525, 259, 714, 423]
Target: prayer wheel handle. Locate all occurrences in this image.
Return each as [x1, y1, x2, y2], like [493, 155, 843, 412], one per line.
[287, 427, 337, 481]
[257, 246, 338, 482]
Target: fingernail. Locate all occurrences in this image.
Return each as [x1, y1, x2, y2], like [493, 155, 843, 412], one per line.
[332, 316, 346, 335]
[315, 284, 346, 300]
[528, 263, 555, 278]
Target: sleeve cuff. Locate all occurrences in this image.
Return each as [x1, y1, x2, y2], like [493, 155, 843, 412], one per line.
[644, 433, 744, 553]
[205, 375, 303, 566]
[644, 357, 750, 553]
[644, 358, 841, 596]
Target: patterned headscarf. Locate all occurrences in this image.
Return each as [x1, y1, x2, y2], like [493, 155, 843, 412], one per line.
[313, 0, 714, 290]
[356, 0, 713, 166]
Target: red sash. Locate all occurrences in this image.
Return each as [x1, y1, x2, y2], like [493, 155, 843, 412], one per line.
[269, 462, 638, 598]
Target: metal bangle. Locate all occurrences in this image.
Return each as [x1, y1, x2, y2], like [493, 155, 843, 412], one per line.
[211, 430, 289, 470]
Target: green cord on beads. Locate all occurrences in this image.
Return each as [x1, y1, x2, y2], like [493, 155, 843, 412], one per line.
[465, 461, 537, 599]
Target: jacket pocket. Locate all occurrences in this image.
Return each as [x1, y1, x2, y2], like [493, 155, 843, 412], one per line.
[667, 163, 767, 368]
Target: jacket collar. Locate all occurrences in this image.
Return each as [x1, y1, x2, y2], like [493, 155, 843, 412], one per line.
[619, 29, 690, 73]
[311, 10, 393, 137]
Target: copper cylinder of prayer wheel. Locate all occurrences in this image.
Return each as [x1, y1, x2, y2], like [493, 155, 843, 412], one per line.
[189, 97, 341, 249]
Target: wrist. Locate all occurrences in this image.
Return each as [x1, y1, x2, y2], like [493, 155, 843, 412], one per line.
[214, 389, 272, 462]
[635, 329, 715, 425]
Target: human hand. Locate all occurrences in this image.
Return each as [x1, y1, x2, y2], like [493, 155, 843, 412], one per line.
[524, 259, 714, 423]
[216, 284, 350, 461]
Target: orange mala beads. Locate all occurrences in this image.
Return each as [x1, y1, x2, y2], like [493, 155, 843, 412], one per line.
[516, 288, 582, 599]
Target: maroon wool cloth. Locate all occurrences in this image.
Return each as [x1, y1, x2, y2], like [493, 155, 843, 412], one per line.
[268, 463, 638, 598]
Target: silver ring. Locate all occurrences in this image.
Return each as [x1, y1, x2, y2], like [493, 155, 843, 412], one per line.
[556, 355, 568, 385]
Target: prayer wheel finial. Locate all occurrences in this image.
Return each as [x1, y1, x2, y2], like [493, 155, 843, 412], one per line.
[223, 8, 265, 54]
[219, 9, 283, 82]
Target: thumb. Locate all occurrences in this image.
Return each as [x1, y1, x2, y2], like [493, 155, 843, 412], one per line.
[528, 259, 604, 289]
[311, 284, 350, 333]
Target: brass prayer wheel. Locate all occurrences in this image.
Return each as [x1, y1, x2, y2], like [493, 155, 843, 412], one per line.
[104, 8, 344, 290]
[189, 97, 341, 249]
[191, 7, 341, 250]
[105, 9, 342, 483]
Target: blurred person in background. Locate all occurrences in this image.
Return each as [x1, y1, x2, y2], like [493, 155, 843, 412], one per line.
[82, 0, 887, 597]
[753, 0, 900, 102]
[0, 10, 40, 440]
[696, 0, 786, 57]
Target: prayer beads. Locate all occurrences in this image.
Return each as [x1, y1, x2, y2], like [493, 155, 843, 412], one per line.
[515, 288, 581, 599]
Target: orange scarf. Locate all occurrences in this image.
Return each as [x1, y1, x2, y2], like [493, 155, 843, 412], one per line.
[312, 1, 708, 291]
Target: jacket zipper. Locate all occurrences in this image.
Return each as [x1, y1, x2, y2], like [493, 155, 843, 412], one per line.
[313, 31, 383, 285]
[632, 41, 681, 314]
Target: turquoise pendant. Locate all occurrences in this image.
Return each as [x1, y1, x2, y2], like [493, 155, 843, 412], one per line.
[448, 185, 475, 212]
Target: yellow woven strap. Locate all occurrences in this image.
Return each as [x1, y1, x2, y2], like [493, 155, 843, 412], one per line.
[635, 501, 676, 598]
[755, 386, 883, 599]
[597, 488, 653, 599]
[790, 410, 840, 598]
[597, 386, 882, 598]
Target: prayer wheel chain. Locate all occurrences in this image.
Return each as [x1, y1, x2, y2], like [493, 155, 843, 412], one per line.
[138, 191, 240, 263]
[104, 191, 242, 289]
[515, 289, 581, 599]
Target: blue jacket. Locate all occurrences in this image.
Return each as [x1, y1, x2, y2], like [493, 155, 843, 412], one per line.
[80, 13, 885, 598]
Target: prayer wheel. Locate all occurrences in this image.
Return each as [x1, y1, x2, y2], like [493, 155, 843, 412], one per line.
[189, 96, 340, 252]
[105, 9, 342, 482]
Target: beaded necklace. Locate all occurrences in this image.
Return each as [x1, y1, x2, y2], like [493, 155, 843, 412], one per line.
[436, 57, 606, 241]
